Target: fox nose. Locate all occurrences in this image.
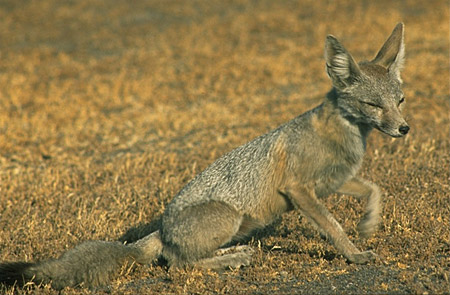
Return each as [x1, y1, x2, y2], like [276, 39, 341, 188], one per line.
[399, 125, 410, 135]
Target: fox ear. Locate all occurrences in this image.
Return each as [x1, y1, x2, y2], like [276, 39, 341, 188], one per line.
[371, 23, 405, 82]
[325, 35, 362, 89]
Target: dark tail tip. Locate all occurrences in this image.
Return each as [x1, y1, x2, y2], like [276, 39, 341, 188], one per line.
[0, 262, 34, 287]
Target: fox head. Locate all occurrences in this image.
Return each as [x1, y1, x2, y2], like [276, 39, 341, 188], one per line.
[325, 23, 409, 138]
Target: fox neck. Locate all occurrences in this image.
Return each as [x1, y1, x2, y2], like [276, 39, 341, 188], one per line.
[327, 87, 372, 139]
[314, 88, 372, 151]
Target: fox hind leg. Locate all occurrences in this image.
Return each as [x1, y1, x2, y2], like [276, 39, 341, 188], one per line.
[161, 201, 254, 269]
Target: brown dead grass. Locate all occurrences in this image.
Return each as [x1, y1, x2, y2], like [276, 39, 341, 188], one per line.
[0, 0, 449, 294]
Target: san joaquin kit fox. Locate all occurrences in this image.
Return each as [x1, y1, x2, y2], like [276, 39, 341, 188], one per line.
[0, 23, 409, 289]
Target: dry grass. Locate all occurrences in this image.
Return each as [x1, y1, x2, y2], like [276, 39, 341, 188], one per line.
[0, 0, 449, 294]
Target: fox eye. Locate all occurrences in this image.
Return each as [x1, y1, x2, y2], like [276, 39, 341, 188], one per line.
[398, 97, 405, 105]
[361, 100, 382, 109]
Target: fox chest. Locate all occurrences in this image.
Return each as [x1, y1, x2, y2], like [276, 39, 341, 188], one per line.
[311, 143, 365, 197]
[313, 162, 361, 197]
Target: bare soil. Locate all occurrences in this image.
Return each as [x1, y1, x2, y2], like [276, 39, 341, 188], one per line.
[0, 0, 449, 294]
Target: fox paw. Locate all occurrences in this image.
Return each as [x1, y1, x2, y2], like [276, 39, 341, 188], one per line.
[357, 222, 375, 238]
[214, 245, 254, 256]
[196, 245, 254, 270]
[226, 251, 253, 269]
[348, 250, 378, 264]
[357, 216, 380, 238]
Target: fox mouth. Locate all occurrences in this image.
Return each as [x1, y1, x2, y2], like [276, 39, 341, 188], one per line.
[389, 133, 407, 138]
[376, 125, 410, 138]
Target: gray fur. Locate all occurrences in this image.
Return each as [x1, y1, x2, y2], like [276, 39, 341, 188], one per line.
[0, 233, 162, 289]
[0, 23, 408, 289]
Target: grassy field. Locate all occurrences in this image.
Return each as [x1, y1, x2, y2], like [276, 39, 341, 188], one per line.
[0, 0, 449, 294]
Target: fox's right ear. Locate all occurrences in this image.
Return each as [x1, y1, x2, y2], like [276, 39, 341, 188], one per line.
[325, 35, 362, 89]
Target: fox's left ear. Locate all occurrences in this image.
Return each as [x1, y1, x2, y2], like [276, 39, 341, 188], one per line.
[371, 23, 405, 83]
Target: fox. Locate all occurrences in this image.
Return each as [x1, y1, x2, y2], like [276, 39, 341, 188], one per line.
[0, 23, 409, 290]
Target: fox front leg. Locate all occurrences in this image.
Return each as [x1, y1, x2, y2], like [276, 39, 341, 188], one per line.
[337, 177, 382, 238]
[284, 183, 377, 264]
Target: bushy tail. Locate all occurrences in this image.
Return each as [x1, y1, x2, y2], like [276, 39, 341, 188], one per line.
[0, 231, 162, 289]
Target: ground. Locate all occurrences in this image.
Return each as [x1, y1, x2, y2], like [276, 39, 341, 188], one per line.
[0, 0, 449, 294]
